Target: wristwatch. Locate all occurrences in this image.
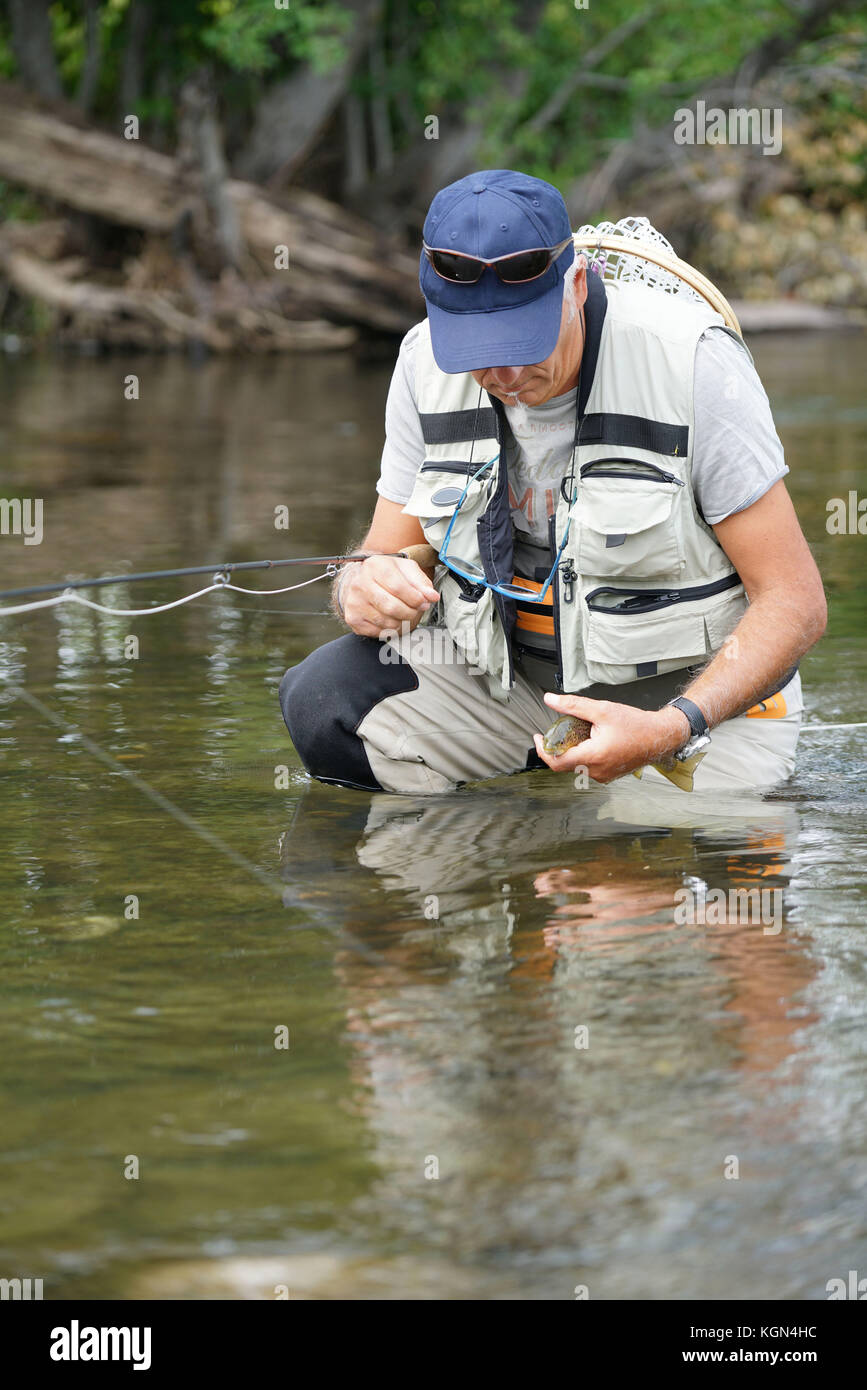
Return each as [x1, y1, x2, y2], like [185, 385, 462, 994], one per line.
[667, 696, 712, 762]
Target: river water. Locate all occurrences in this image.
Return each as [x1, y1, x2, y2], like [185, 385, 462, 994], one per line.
[0, 335, 865, 1300]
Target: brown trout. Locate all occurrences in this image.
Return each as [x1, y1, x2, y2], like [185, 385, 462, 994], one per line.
[541, 714, 706, 793]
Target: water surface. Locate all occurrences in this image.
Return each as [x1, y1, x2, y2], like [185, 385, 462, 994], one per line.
[0, 336, 865, 1299]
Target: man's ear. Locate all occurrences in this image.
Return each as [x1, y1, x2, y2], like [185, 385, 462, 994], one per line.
[569, 256, 589, 309]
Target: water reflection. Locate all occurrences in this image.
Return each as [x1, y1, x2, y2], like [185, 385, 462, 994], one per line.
[272, 778, 863, 1296]
[0, 339, 865, 1299]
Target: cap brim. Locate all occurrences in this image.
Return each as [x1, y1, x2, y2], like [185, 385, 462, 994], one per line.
[426, 279, 564, 374]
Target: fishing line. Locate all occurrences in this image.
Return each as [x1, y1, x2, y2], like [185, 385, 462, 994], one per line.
[0, 571, 333, 619]
[1, 677, 384, 964]
[227, 607, 332, 616]
[221, 575, 329, 597]
[0, 544, 438, 617]
[800, 722, 867, 731]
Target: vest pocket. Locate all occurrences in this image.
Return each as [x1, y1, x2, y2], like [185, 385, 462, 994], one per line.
[583, 607, 707, 683]
[580, 575, 744, 682]
[440, 575, 504, 678]
[402, 463, 490, 524]
[573, 459, 685, 579]
[582, 584, 715, 683]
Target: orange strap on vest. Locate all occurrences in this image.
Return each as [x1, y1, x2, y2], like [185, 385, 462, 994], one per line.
[512, 575, 555, 637]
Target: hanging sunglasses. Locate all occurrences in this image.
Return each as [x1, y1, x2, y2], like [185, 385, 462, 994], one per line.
[422, 236, 574, 285]
[438, 456, 577, 602]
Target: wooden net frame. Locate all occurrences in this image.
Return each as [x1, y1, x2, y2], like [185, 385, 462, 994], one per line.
[572, 216, 741, 335]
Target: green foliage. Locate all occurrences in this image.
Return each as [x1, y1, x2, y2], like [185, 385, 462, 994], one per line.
[199, 0, 353, 76]
[0, 19, 16, 80]
[0, 0, 863, 228]
[0, 180, 46, 223]
[369, 0, 867, 194]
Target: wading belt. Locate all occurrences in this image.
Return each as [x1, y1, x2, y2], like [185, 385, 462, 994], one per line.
[577, 662, 800, 714]
[515, 623, 799, 713]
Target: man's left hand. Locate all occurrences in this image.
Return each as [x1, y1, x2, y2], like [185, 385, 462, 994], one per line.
[534, 692, 690, 782]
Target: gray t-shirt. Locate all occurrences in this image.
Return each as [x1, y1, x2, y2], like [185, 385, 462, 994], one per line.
[377, 324, 788, 539]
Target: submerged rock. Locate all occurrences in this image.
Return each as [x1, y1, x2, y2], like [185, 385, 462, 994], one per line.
[128, 1253, 520, 1300]
[61, 915, 122, 941]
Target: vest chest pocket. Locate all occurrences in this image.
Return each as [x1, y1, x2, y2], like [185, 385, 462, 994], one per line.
[402, 459, 495, 552]
[572, 459, 686, 579]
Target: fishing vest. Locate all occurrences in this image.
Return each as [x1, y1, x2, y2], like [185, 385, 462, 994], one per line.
[402, 279, 750, 701]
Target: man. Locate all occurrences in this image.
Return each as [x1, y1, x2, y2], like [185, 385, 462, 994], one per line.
[279, 170, 826, 795]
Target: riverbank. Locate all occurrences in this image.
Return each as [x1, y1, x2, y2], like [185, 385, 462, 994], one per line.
[731, 300, 867, 333]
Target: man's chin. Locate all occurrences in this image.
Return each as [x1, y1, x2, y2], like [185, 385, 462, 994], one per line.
[490, 383, 542, 405]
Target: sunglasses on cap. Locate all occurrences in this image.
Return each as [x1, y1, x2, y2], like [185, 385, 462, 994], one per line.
[423, 236, 574, 286]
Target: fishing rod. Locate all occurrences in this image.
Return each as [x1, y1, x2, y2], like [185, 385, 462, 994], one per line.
[2, 553, 864, 735]
[0, 544, 438, 602]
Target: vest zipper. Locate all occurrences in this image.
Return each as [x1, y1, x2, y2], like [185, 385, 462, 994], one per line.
[549, 512, 565, 692]
[420, 460, 484, 475]
[579, 458, 685, 486]
[585, 572, 741, 614]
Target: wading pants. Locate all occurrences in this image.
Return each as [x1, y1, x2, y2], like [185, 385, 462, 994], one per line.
[278, 625, 803, 796]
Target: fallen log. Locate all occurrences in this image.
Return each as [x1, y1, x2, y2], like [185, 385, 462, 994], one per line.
[0, 236, 358, 351]
[0, 81, 422, 345]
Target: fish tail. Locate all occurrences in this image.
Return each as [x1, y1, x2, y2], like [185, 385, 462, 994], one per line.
[649, 749, 707, 793]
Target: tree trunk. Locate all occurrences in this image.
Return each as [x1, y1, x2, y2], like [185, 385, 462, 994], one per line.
[76, 0, 102, 114]
[177, 70, 245, 273]
[7, 0, 63, 102]
[350, 0, 548, 228]
[369, 36, 393, 175]
[118, 0, 151, 119]
[235, 0, 382, 186]
[342, 90, 368, 200]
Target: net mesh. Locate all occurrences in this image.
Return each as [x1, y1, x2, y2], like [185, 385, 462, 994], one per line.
[573, 216, 704, 305]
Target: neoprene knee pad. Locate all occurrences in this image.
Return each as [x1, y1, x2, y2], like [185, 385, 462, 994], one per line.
[278, 633, 418, 792]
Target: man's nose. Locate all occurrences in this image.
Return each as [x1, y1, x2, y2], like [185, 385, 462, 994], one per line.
[489, 366, 524, 388]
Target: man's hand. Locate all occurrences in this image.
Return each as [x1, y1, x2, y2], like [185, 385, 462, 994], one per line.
[534, 692, 690, 782]
[339, 554, 439, 639]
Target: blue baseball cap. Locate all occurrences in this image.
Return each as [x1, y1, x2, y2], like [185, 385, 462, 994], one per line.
[420, 169, 574, 374]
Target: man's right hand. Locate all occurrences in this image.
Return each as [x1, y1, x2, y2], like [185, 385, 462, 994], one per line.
[338, 555, 440, 639]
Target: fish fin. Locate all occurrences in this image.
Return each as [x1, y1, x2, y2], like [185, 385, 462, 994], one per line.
[649, 749, 707, 794]
[632, 768, 643, 781]
[653, 764, 694, 792]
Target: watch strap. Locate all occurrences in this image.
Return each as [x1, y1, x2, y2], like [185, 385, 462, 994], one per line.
[667, 696, 709, 741]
